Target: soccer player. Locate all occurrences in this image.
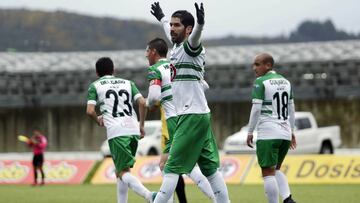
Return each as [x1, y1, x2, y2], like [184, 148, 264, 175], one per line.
[246, 53, 297, 203]
[145, 38, 215, 202]
[86, 57, 154, 203]
[27, 128, 47, 186]
[150, 3, 230, 203]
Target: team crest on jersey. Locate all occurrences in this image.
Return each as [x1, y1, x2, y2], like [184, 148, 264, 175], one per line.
[170, 64, 176, 81]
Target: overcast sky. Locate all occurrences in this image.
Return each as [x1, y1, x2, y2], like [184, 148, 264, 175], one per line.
[0, 0, 359, 38]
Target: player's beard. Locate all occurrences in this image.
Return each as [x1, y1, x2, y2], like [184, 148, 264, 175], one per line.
[171, 30, 186, 44]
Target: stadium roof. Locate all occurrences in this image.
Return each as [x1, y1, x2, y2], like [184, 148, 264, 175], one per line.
[1, 40, 360, 73]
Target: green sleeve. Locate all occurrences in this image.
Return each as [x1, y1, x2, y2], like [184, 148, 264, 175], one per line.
[147, 66, 162, 81]
[183, 41, 203, 57]
[251, 79, 265, 100]
[130, 81, 140, 98]
[87, 83, 97, 102]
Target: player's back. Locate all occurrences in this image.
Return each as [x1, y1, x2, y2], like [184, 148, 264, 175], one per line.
[89, 75, 140, 139]
[170, 42, 210, 115]
[254, 71, 293, 140]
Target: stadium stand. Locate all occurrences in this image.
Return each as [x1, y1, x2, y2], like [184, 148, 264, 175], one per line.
[0, 40, 359, 107]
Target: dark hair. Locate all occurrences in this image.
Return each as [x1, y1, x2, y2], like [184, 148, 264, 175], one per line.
[148, 38, 168, 57]
[96, 57, 114, 77]
[172, 10, 195, 29]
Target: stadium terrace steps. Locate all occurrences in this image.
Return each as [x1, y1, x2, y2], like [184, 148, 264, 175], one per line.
[0, 40, 359, 106]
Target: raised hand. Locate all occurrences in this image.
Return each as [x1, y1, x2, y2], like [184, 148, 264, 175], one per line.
[151, 2, 165, 22]
[195, 2, 205, 25]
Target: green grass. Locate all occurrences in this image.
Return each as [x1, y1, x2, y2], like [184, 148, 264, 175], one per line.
[0, 184, 359, 203]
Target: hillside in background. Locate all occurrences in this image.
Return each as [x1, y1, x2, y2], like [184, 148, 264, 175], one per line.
[0, 9, 359, 52]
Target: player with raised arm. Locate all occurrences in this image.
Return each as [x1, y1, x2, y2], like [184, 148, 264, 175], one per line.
[150, 3, 230, 203]
[86, 57, 154, 203]
[145, 38, 215, 203]
[247, 53, 297, 203]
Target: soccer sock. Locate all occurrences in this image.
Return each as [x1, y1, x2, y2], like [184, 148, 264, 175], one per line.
[275, 170, 291, 200]
[263, 176, 279, 203]
[175, 175, 187, 203]
[121, 172, 152, 201]
[188, 166, 215, 201]
[206, 171, 230, 203]
[117, 178, 128, 203]
[40, 169, 45, 183]
[154, 173, 179, 203]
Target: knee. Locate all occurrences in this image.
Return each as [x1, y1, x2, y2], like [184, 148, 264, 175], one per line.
[118, 168, 130, 179]
[261, 167, 276, 177]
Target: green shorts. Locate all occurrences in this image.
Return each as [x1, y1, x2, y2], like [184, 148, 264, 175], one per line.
[256, 139, 290, 168]
[108, 135, 140, 174]
[164, 113, 220, 177]
[163, 116, 178, 154]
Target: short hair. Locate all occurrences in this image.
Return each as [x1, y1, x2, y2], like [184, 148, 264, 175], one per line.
[148, 38, 168, 57]
[172, 10, 195, 29]
[263, 56, 274, 67]
[96, 57, 114, 77]
[259, 53, 274, 67]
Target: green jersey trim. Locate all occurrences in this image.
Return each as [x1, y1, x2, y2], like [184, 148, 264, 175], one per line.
[160, 95, 173, 104]
[147, 66, 162, 81]
[183, 41, 203, 57]
[263, 101, 272, 105]
[251, 71, 284, 100]
[173, 74, 201, 81]
[130, 81, 140, 99]
[261, 110, 272, 114]
[161, 84, 171, 92]
[87, 83, 97, 101]
[174, 63, 203, 72]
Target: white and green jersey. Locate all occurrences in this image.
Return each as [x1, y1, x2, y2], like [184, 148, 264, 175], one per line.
[252, 71, 294, 140]
[147, 59, 176, 119]
[170, 41, 210, 115]
[87, 75, 142, 139]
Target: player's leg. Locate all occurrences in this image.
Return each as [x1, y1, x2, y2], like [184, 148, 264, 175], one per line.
[159, 116, 181, 203]
[175, 175, 187, 203]
[153, 173, 179, 203]
[257, 139, 281, 203]
[117, 178, 128, 203]
[38, 153, 45, 185]
[32, 155, 38, 185]
[197, 115, 229, 203]
[188, 164, 215, 201]
[157, 115, 204, 202]
[276, 140, 296, 203]
[109, 136, 153, 202]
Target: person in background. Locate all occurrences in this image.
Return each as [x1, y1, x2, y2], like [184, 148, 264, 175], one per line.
[247, 53, 297, 203]
[27, 128, 47, 186]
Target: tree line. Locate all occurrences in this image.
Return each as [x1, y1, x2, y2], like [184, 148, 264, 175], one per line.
[0, 9, 358, 52]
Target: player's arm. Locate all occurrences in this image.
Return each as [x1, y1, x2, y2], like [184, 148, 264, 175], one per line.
[151, 2, 171, 42]
[288, 88, 296, 149]
[146, 79, 162, 110]
[130, 81, 146, 137]
[247, 102, 262, 148]
[86, 83, 103, 126]
[247, 80, 264, 148]
[86, 104, 103, 126]
[187, 3, 205, 50]
[137, 96, 147, 138]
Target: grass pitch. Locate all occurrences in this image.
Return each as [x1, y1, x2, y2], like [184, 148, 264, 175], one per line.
[0, 184, 359, 203]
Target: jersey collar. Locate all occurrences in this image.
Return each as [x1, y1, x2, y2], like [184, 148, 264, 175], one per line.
[100, 75, 114, 79]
